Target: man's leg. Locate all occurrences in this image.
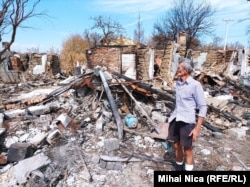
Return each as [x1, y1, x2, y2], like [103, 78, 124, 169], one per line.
[174, 141, 183, 163]
[172, 141, 184, 171]
[167, 120, 184, 170]
[180, 122, 195, 171]
[184, 147, 194, 171]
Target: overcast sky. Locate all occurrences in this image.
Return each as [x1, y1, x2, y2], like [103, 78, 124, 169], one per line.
[5, 0, 250, 53]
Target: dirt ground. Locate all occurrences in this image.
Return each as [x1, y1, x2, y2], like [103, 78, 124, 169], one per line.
[99, 124, 250, 187]
[53, 121, 250, 187]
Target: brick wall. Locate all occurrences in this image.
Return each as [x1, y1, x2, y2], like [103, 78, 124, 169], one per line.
[87, 46, 137, 73]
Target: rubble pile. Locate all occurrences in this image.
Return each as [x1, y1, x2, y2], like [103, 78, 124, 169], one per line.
[0, 66, 250, 186]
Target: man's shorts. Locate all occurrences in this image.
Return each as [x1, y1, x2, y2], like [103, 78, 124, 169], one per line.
[167, 119, 195, 147]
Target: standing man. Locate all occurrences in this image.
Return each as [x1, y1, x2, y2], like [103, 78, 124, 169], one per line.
[167, 57, 207, 171]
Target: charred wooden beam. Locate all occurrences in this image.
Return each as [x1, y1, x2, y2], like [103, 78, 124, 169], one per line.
[223, 77, 250, 95]
[242, 112, 250, 120]
[208, 104, 241, 122]
[71, 76, 94, 90]
[39, 72, 94, 105]
[39, 84, 72, 105]
[98, 70, 124, 140]
[239, 95, 250, 103]
[228, 100, 250, 108]
[112, 72, 175, 102]
[127, 83, 152, 96]
[202, 121, 224, 133]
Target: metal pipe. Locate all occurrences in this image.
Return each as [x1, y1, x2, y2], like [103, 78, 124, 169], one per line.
[98, 69, 124, 140]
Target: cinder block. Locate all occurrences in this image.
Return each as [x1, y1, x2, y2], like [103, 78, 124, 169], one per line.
[7, 142, 36, 162]
[227, 128, 246, 140]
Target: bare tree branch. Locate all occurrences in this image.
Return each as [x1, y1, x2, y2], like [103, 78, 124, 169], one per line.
[134, 12, 145, 44]
[0, 0, 47, 56]
[83, 29, 102, 48]
[90, 15, 125, 45]
[153, 0, 216, 53]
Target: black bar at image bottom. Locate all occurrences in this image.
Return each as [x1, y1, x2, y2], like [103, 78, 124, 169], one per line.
[154, 171, 250, 186]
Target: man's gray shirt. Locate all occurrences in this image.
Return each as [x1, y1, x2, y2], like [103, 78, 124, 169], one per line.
[168, 76, 207, 124]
